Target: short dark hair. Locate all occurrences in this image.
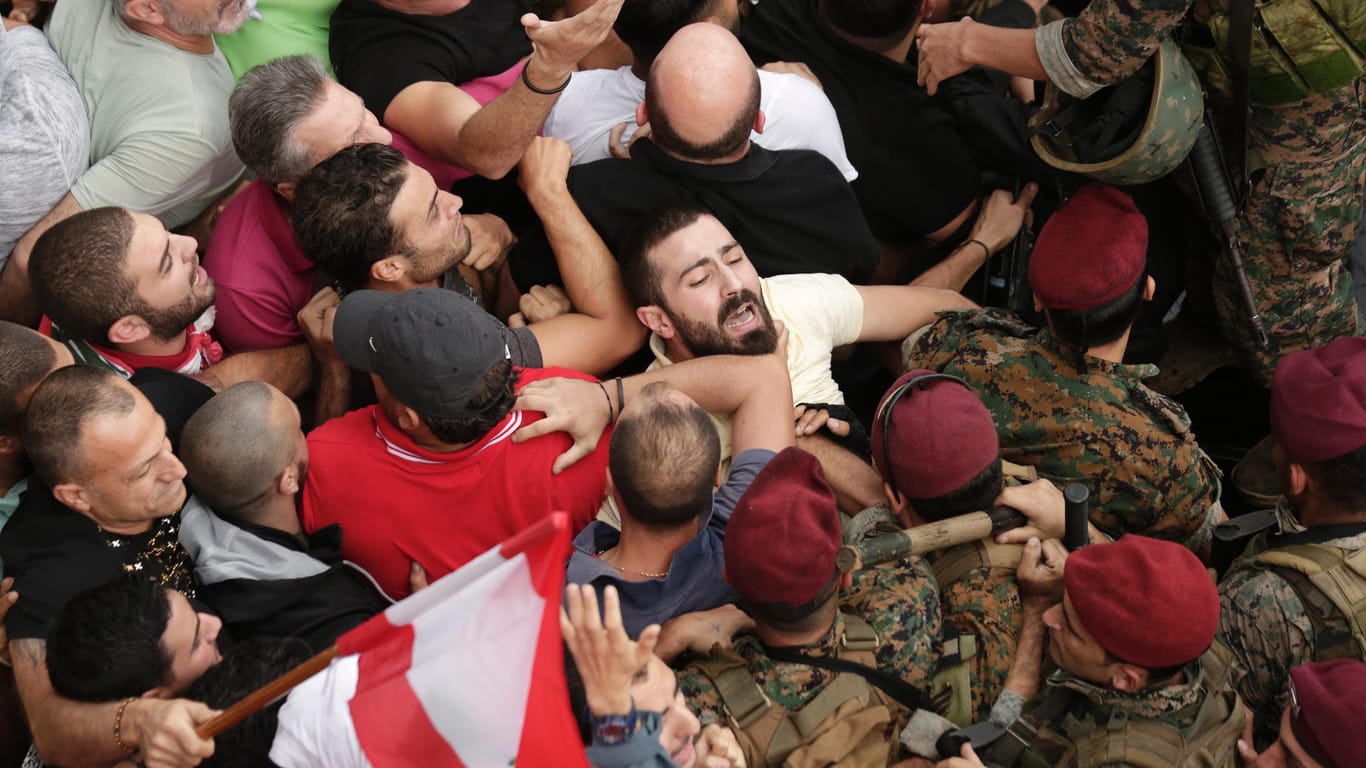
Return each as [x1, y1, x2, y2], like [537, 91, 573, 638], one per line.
[819, 0, 923, 44]
[0, 321, 58, 435]
[29, 207, 138, 345]
[614, 0, 714, 68]
[292, 143, 410, 292]
[645, 65, 759, 161]
[904, 458, 1005, 524]
[47, 574, 173, 701]
[1043, 273, 1146, 350]
[1102, 648, 1189, 685]
[185, 638, 314, 768]
[419, 360, 520, 445]
[619, 203, 713, 308]
[182, 382, 290, 520]
[23, 365, 136, 487]
[1304, 444, 1366, 512]
[609, 383, 720, 531]
[230, 55, 331, 185]
[742, 576, 840, 635]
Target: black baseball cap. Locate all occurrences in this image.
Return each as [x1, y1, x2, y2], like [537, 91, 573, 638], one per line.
[334, 288, 510, 418]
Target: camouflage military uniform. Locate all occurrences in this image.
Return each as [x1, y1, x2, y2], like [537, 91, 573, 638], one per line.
[923, 542, 1022, 722]
[985, 659, 1229, 767]
[904, 309, 1223, 549]
[1216, 507, 1366, 747]
[678, 556, 941, 721]
[1035, 0, 1365, 384]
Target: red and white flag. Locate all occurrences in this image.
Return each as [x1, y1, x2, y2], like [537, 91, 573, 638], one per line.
[270, 512, 588, 768]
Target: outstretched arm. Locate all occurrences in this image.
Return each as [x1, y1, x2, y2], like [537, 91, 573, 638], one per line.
[10, 637, 217, 767]
[382, 0, 625, 179]
[519, 137, 646, 375]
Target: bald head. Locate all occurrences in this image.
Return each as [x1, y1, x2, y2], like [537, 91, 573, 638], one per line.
[181, 382, 303, 520]
[645, 23, 760, 161]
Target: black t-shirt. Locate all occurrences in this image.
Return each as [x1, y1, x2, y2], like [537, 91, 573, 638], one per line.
[0, 370, 213, 640]
[741, 0, 981, 244]
[330, 0, 533, 120]
[509, 140, 880, 290]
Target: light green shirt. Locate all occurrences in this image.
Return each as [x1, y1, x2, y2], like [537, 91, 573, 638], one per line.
[215, 0, 339, 80]
[47, 0, 244, 228]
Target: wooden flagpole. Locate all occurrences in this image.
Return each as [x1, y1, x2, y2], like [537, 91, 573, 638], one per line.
[195, 645, 340, 740]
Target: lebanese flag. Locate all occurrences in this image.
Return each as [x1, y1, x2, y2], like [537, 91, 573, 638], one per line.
[277, 513, 589, 768]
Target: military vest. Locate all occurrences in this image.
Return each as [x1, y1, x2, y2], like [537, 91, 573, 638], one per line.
[686, 614, 905, 767]
[1225, 532, 1366, 662]
[1185, 0, 1366, 105]
[985, 645, 1245, 768]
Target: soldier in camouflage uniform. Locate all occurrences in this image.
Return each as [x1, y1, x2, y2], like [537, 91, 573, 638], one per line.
[1216, 338, 1366, 748]
[961, 536, 1245, 768]
[675, 447, 941, 766]
[916, 0, 1365, 385]
[903, 186, 1223, 550]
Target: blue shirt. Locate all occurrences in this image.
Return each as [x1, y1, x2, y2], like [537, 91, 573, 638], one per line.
[566, 449, 775, 637]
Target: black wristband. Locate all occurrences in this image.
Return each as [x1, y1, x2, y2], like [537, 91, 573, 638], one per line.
[521, 61, 571, 95]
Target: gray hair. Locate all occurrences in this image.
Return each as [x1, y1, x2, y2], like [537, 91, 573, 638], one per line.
[229, 55, 331, 185]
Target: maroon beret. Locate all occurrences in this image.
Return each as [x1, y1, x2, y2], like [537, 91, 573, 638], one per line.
[1270, 337, 1366, 463]
[725, 447, 840, 606]
[1288, 658, 1366, 768]
[1063, 535, 1218, 668]
[871, 370, 999, 501]
[1030, 184, 1148, 310]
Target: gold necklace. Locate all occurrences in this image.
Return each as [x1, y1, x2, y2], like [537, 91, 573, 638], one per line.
[596, 548, 669, 579]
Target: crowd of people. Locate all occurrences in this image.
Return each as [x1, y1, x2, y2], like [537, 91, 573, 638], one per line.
[0, 0, 1364, 765]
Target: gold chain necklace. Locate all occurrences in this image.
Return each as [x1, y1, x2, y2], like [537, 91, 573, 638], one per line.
[596, 548, 669, 579]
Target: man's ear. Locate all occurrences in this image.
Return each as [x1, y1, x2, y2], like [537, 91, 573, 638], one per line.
[0, 434, 21, 459]
[274, 181, 297, 202]
[635, 101, 649, 128]
[121, 0, 165, 25]
[278, 466, 300, 497]
[1033, 294, 1045, 313]
[395, 403, 423, 433]
[753, 108, 766, 135]
[369, 256, 407, 286]
[1110, 663, 1146, 693]
[1286, 461, 1311, 497]
[51, 482, 90, 514]
[636, 305, 672, 338]
[885, 482, 917, 527]
[1142, 275, 1156, 301]
[107, 315, 151, 346]
[839, 571, 853, 590]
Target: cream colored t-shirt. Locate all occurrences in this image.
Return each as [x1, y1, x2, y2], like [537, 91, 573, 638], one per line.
[648, 272, 865, 464]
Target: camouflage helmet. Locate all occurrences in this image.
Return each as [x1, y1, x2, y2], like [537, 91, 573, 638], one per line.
[1030, 36, 1204, 186]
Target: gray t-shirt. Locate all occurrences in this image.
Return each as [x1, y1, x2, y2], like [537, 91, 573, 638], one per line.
[46, 0, 244, 228]
[0, 22, 88, 266]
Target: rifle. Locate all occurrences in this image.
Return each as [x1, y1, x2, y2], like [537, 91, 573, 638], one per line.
[836, 505, 1028, 573]
[1187, 114, 1271, 352]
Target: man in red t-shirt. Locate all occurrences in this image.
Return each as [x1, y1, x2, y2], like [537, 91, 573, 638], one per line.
[302, 287, 611, 599]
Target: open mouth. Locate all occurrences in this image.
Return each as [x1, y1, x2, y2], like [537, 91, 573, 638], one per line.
[671, 738, 695, 768]
[723, 302, 759, 334]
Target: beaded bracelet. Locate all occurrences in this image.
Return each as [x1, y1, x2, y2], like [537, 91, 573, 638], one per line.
[114, 697, 137, 756]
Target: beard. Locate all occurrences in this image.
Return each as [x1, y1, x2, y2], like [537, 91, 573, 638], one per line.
[667, 289, 778, 358]
[157, 0, 249, 36]
[406, 224, 473, 285]
[138, 286, 217, 342]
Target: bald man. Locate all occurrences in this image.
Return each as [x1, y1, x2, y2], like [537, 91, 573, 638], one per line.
[509, 23, 880, 291]
[178, 382, 389, 649]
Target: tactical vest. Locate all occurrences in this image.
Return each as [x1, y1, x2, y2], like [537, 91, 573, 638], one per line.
[1225, 536, 1366, 662]
[686, 614, 904, 768]
[1185, 0, 1366, 105]
[985, 645, 1245, 768]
